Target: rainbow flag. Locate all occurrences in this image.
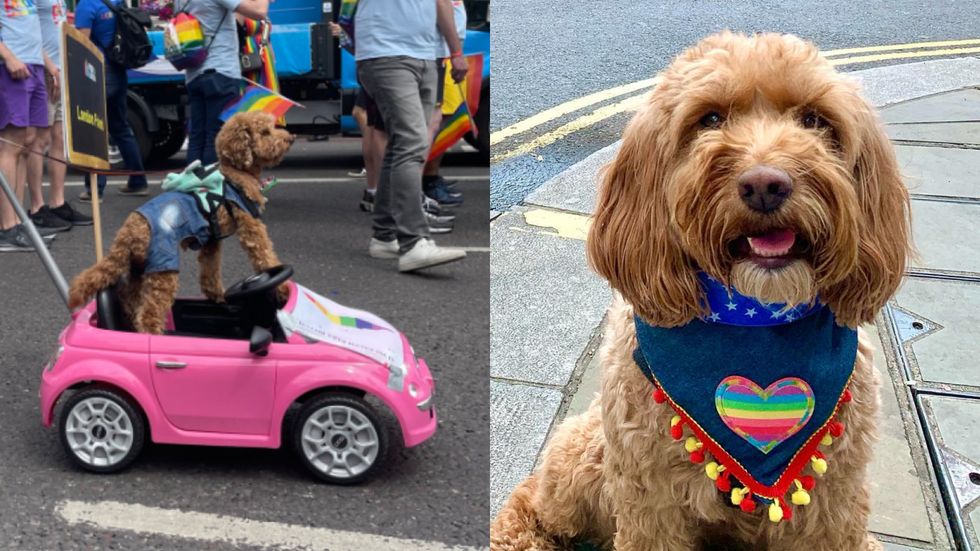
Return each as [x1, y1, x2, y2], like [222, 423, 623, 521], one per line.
[303, 292, 389, 331]
[220, 84, 301, 122]
[429, 54, 484, 161]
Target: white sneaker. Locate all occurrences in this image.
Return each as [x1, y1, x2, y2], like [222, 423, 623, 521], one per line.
[369, 238, 399, 259]
[398, 238, 466, 272]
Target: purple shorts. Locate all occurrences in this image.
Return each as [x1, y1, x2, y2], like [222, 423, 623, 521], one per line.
[0, 64, 50, 129]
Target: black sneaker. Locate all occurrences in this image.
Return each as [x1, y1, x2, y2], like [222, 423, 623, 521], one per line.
[0, 226, 35, 252]
[426, 211, 454, 234]
[50, 203, 94, 226]
[119, 186, 149, 196]
[31, 205, 72, 232]
[359, 189, 375, 212]
[16, 224, 56, 242]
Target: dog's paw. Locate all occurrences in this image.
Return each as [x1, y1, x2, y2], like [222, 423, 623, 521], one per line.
[276, 283, 290, 306]
[203, 289, 226, 304]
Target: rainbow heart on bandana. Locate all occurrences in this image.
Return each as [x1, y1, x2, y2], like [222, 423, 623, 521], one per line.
[715, 376, 815, 454]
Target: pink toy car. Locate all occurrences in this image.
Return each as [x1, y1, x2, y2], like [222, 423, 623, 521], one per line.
[40, 266, 436, 484]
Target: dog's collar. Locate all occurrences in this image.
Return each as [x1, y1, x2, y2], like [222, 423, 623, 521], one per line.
[696, 272, 821, 326]
[633, 293, 857, 523]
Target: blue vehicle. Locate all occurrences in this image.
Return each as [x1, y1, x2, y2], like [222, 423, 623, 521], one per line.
[117, 0, 490, 163]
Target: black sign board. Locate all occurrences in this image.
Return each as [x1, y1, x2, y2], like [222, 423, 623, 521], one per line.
[61, 25, 109, 171]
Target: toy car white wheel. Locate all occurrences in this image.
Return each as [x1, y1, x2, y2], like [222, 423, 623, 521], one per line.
[293, 393, 387, 484]
[59, 388, 145, 473]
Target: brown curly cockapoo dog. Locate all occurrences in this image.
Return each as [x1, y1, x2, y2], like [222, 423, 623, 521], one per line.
[68, 112, 294, 334]
[492, 32, 911, 551]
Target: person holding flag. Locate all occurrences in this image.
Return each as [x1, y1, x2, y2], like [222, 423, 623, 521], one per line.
[355, 0, 469, 273]
[421, 0, 467, 208]
[183, 0, 269, 165]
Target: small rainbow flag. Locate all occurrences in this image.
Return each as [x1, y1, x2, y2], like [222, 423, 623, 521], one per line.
[303, 292, 389, 331]
[428, 54, 484, 161]
[428, 100, 473, 161]
[220, 83, 301, 122]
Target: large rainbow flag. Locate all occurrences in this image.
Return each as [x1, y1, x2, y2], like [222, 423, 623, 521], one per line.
[429, 54, 484, 161]
[219, 82, 301, 122]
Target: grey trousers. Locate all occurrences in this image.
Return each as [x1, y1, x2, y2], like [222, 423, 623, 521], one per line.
[357, 56, 437, 253]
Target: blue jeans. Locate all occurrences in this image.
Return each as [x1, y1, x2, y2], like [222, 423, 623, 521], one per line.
[89, 63, 147, 193]
[187, 71, 240, 165]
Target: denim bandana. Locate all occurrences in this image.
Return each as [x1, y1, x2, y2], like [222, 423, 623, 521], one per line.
[633, 272, 858, 521]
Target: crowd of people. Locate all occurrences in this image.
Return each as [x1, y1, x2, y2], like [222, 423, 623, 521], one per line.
[1, 0, 474, 273]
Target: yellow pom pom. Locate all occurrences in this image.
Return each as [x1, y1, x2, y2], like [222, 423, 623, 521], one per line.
[671, 415, 682, 427]
[812, 457, 828, 474]
[731, 488, 745, 506]
[768, 502, 783, 523]
[705, 461, 720, 480]
[685, 436, 701, 453]
[821, 433, 833, 446]
[791, 488, 810, 506]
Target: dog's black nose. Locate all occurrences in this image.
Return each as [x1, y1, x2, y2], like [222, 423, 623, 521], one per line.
[738, 166, 793, 213]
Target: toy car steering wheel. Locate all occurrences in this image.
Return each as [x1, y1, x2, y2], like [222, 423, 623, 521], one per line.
[224, 265, 294, 303]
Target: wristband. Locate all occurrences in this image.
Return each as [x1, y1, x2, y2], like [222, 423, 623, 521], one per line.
[450, 50, 463, 58]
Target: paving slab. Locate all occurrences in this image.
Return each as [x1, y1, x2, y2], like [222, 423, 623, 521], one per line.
[490, 209, 611, 386]
[881, 88, 980, 124]
[524, 142, 617, 215]
[490, 381, 564, 515]
[894, 278, 980, 389]
[864, 323, 935, 543]
[922, 396, 980, 548]
[886, 122, 980, 145]
[909, 200, 980, 274]
[895, 145, 980, 199]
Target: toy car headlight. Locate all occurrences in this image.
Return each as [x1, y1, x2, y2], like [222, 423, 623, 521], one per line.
[45, 346, 64, 372]
[408, 383, 419, 398]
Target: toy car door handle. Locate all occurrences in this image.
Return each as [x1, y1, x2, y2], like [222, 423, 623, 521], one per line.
[155, 360, 187, 369]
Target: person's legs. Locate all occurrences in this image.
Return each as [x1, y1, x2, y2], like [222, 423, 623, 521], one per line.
[0, 126, 27, 230]
[366, 128, 388, 193]
[200, 72, 240, 165]
[27, 126, 51, 212]
[358, 57, 433, 253]
[186, 78, 207, 164]
[105, 65, 147, 192]
[47, 104, 66, 208]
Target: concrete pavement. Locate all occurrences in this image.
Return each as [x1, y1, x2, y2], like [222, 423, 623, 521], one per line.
[490, 57, 980, 550]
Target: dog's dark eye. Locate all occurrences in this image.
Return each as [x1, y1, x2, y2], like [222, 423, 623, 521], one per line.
[699, 112, 725, 129]
[801, 110, 829, 130]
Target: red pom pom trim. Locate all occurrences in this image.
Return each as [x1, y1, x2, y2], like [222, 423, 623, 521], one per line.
[690, 450, 705, 464]
[800, 475, 815, 491]
[670, 423, 684, 440]
[841, 389, 852, 403]
[716, 473, 731, 492]
[829, 421, 845, 438]
[652, 387, 667, 404]
[740, 495, 756, 513]
[781, 501, 793, 521]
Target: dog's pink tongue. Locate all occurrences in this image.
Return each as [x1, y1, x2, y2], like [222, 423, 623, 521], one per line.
[747, 229, 796, 256]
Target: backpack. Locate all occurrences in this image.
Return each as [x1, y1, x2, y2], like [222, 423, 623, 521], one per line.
[99, 0, 153, 69]
[163, 2, 228, 71]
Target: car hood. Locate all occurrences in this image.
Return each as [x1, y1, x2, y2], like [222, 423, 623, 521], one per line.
[277, 282, 408, 390]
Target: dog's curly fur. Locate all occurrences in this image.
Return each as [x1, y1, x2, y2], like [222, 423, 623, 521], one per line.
[67, 112, 294, 334]
[491, 32, 912, 551]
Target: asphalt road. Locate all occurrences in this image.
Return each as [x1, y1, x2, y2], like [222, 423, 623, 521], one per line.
[490, 0, 980, 210]
[0, 140, 489, 550]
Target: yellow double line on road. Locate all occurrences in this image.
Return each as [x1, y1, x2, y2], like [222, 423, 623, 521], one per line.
[491, 38, 980, 163]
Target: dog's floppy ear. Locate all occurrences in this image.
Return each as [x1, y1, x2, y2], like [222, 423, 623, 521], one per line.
[822, 101, 911, 327]
[587, 102, 704, 327]
[215, 115, 254, 169]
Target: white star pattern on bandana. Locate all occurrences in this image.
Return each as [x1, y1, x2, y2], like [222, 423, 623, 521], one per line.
[708, 312, 721, 322]
[745, 308, 757, 318]
[726, 302, 737, 311]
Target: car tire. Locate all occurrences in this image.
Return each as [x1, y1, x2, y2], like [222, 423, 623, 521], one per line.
[58, 387, 146, 474]
[292, 392, 388, 485]
[126, 108, 153, 165]
[149, 119, 186, 164]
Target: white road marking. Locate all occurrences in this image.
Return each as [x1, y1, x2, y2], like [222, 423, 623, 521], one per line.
[56, 500, 488, 551]
[56, 175, 488, 187]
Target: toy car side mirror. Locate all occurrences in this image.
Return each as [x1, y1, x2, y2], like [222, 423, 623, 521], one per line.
[249, 326, 273, 356]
